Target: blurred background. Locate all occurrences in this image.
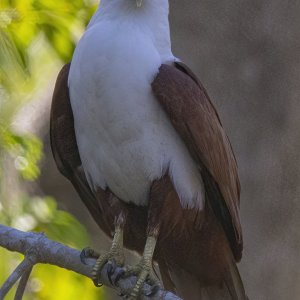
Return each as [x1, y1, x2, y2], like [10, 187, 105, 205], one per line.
[0, 0, 299, 299]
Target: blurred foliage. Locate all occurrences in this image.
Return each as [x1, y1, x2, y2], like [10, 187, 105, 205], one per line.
[0, 0, 97, 120]
[0, 0, 105, 299]
[0, 127, 42, 181]
[0, 196, 103, 300]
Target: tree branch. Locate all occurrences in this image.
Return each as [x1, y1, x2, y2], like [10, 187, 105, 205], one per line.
[0, 224, 181, 300]
[14, 265, 33, 300]
[0, 257, 34, 299]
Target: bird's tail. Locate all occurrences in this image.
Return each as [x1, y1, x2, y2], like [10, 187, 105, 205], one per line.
[159, 251, 248, 300]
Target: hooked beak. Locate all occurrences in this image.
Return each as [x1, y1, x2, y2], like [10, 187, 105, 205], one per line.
[136, 0, 143, 7]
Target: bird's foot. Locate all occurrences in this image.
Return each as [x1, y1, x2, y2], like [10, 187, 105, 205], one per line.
[125, 236, 161, 299]
[125, 262, 161, 299]
[92, 245, 125, 286]
[92, 226, 125, 287]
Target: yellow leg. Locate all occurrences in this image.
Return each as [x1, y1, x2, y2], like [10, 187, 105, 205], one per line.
[92, 225, 125, 286]
[127, 236, 161, 299]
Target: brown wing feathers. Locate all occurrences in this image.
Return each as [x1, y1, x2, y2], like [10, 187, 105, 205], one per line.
[50, 63, 81, 177]
[152, 63, 243, 260]
[50, 64, 112, 234]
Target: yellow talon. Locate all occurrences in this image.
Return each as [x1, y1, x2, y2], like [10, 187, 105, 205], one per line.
[92, 225, 125, 286]
[125, 236, 161, 299]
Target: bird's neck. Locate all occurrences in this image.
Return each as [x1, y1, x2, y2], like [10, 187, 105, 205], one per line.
[88, 0, 173, 61]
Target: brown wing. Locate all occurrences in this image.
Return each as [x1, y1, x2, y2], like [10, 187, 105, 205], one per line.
[50, 64, 111, 235]
[152, 62, 243, 261]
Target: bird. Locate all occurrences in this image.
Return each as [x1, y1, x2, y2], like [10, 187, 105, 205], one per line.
[50, 0, 247, 299]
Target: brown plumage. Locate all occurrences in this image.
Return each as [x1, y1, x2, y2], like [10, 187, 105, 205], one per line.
[152, 62, 242, 261]
[50, 62, 246, 299]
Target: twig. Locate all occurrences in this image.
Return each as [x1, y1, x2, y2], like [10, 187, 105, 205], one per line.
[0, 257, 34, 299]
[14, 265, 33, 300]
[0, 224, 181, 300]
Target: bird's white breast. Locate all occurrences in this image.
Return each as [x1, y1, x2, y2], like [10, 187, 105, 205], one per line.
[69, 21, 205, 209]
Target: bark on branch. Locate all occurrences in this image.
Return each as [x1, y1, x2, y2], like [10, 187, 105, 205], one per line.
[0, 224, 181, 300]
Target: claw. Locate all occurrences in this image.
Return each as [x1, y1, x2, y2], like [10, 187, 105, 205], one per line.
[107, 261, 117, 285]
[92, 226, 125, 287]
[114, 268, 126, 285]
[124, 236, 161, 299]
[92, 253, 125, 284]
[80, 247, 100, 265]
[148, 283, 161, 296]
[126, 266, 159, 299]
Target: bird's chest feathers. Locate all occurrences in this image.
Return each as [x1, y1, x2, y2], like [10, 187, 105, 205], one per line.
[69, 27, 170, 205]
[69, 23, 204, 209]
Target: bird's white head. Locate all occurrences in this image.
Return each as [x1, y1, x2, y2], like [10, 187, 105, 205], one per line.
[94, 0, 169, 15]
[87, 0, 172, 61]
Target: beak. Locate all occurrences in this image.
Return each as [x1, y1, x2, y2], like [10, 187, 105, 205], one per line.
[136, 0, 143, 7]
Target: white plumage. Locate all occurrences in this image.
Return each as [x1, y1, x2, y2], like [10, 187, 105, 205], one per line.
[68, 0, 205, 209]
